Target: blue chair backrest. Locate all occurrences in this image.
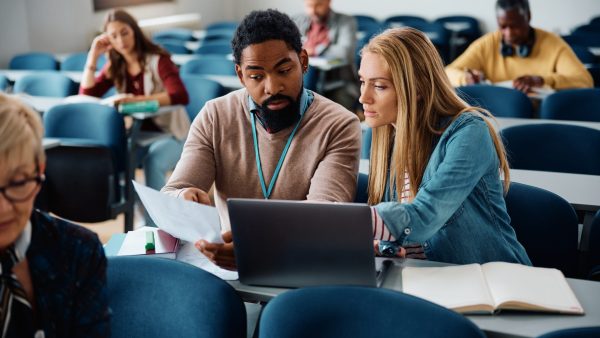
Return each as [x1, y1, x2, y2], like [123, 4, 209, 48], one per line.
[13, 72, 77, 97]
[355, 173, 369, 203]
[537, 326, 600, 338]
[457, 85, 533, 118]
[361, 126, 372, 159]
[153, 38, 190, 54]
[505, 182, 579, 277]
[384, 15, 428, 28]
[259, 286, 485, 338]
[9, 52, 58, 70]
[501, 124, 600, 175]
[206, 21, 238, 31]
[563, 33, 600, 48]
[194, 42, 232, 55]
[180, 56, 236, 76]
[303, 66, 318, 91]
[573, 24, 600, 35]
[569, 45, 598, 64]
[180, 75, 225, 120]
[587, 210, 600, 276]
[592, 16, 600, 26]
[0, 75, 8, 92]
[540, 88, 600, 122]
[589, 65, 600, 88]
[108, 256, 246, 338]
[152, 28, 195, 42]
[202, 29, 235, 43]
[354, 15, 379, 31]
[43, 103, 127, 172]
[60, 52, 103, 71]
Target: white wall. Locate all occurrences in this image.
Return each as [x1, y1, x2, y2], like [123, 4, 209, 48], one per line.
[0, 0, 235, 67]
[0, 0, 598, 68]
[233, 0, 600, 36]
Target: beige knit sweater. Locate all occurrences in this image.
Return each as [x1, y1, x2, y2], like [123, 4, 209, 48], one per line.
[162, 89, 361, 231]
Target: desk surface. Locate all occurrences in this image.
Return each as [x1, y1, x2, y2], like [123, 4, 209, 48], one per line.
[232, 258, 600, 338]
[495, 117, 600, 131]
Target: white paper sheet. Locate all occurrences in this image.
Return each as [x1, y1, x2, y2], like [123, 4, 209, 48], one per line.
[176, 242, 239, 280]
[132, 181, 223, 244]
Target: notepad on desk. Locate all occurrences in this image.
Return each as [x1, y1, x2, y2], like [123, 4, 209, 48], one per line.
[117, 227, 180, 259]
[402, 262, 584, 315]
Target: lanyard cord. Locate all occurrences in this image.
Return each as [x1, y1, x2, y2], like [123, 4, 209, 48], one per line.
[251, 113, 304, 199]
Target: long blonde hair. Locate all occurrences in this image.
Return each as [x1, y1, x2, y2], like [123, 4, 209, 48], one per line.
[362, 28, 510, 205]
[0, 93, 45, 170]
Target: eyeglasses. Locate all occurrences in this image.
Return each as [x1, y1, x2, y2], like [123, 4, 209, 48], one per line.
[0, 175, 45, 203]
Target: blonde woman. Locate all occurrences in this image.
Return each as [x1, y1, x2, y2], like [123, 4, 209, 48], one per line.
[0, 93, 110, 336]
[360, 28, 531, 265]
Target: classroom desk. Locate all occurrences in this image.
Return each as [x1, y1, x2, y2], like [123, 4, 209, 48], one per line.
[42, 137, 60, 149]
[494, 117, 600, 131]
[102, 234, 600, 338]
[0, 69, 87, 83]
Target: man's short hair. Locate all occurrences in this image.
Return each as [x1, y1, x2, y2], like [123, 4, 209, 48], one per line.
[231, 9, 303, 65]
[496, 0, 530, 17]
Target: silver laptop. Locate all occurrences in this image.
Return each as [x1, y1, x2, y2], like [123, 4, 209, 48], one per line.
[228, 198, 378, 288]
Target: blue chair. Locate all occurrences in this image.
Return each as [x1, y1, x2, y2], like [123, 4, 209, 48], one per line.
[259, 286, 485, 338]
[457, 85, 533, 118]
[152, 28, 195, 42]
[194, 41, 232, 55]
[573, 24, 600, 35]
[108, 256, 246, 338]
[361, 126, 372, 159]
[563, 33, 600, 49]
[13, 72, 78, 97]
[569, 45, 598, 65]
[180, 75, 225, 120]
[384, 15, 427, 28]
[537, 327, 600, 338]
[153, 38, 190, 54]
[206, 21, 238, 31]
[202, 29, 235, 43]
[435, 15, 481, 61]
[354, 15, 379, 32]
[504, 182, 579, 277]
[9, 52, 58, 70]
[585, 210, 600, 279]
[0, 75, 8, 92]
[407, 21, 452, 63]
[500, 124, 600, 175]
[587, 65, 600, 88]
[540, 89, 600, 122]
[355, 173, 369, 203]
[60, 52, 106, 71]
[41, 103, 133, 229]
[180, 56, 236, 76]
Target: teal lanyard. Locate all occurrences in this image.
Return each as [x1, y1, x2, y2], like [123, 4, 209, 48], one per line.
[250, 89, 313, 199]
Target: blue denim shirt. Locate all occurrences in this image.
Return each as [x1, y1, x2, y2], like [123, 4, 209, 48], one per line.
[375, 113, 531, 265]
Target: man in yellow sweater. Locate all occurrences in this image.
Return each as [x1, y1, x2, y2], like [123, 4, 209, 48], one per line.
[445, 0, 593, 93]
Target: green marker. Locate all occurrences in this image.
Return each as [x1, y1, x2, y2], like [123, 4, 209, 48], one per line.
[145, 231, 155, 251]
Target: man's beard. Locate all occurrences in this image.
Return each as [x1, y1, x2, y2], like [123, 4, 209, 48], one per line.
[253, 91, 302, 134]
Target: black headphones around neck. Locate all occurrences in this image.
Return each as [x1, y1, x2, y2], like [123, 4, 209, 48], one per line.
[500, 27, 536, 58]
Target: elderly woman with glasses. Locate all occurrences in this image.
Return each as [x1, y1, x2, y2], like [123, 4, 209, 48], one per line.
[0, 93, 110, 337]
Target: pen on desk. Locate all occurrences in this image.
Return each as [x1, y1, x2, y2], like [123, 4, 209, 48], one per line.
[145, 231, 155, 254]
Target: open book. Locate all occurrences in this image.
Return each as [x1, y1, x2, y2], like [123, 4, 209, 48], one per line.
[402, 262, 584, 314]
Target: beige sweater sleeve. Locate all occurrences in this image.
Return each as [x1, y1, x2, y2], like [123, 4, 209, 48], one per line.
[445, 34, 490, 87]
[161, 100, 217, 197]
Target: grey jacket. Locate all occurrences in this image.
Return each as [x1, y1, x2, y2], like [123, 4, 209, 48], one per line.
[293, 10, 357, 66]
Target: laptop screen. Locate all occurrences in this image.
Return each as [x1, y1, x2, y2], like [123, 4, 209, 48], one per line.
[228, 198, 377, 288]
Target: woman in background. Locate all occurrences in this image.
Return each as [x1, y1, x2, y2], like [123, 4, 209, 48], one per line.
[0, 93, 110, 337]
[360, 28, 530, 265]
[80, 8, 190, 192]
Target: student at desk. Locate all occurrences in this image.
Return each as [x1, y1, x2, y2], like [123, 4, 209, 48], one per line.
[445, 0, 592, 93]
[162, 9, 361, 270]
[0, 93, 110, 337]
[359, 28, 531, 265]
[80, 8, 190, 192]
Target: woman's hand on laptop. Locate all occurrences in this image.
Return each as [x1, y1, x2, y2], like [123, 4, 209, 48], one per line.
[179, 187, 211, 205]
[195, 231, 237, 270]
[373, 240, 406, 258]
